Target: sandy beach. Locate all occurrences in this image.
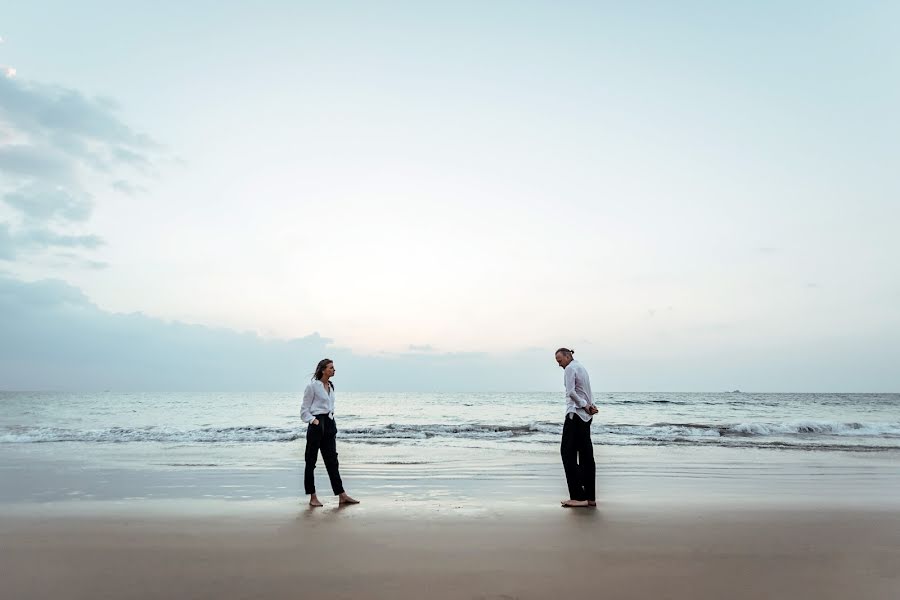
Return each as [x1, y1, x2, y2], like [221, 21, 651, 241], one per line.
[4, 390, 899, 599]
[2, 502, 898, 600]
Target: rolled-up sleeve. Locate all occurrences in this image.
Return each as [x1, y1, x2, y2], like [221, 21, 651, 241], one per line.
[300, 384, 315, 423]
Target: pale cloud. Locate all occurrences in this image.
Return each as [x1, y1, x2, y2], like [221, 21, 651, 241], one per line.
[53, 252, 109, 270]
[0, 223, 14, 259]
[0, 274, 558, 391]
[408, 344, 435, 352]
[16, 228, 104, 250]
[0, 273, 90, 308]
[85, 259, 108, 270]
[3, 183, 92, 223]
[0, 34, 13, 76]
[1, 273, 896, 392]
[0, 144, 72, 180]
[0, 77, 155, 157]
[111, 146, 152, 170]
[111, 179, 146, 196]
[0, 74, 159, 265]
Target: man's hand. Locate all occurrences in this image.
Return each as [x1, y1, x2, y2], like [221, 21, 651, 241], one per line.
[588, 405, 599, 415]
[312, 418, 320, 426]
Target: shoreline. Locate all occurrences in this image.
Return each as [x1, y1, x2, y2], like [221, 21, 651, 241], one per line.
[3, 443, 899, 510]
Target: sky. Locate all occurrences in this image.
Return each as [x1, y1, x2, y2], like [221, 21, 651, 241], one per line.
[1, 1, 898, 391]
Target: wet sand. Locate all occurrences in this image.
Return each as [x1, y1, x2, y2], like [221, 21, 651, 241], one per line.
[2, 503, 898, 600]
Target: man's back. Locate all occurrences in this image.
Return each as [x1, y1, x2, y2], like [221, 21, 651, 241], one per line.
[564, 360, 594, 421]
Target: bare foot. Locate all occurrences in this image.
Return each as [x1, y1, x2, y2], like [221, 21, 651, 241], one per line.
[338, 493, 360, 505]
[561, 500, 590, 508]
[588, 501, 597, 506]
[309, 495, 323, 507]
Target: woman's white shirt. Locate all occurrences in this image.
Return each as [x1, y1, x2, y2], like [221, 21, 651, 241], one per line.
[300, 380, 335, 423]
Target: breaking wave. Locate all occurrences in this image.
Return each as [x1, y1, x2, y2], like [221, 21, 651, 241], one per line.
[2, 419, 899, 451]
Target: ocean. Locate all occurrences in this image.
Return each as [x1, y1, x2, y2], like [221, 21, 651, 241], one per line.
[2, 391, 899, 507]
[3, 391, 898, 450]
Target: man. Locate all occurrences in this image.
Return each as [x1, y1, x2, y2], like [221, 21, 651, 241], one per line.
[555, 347, 598, 508]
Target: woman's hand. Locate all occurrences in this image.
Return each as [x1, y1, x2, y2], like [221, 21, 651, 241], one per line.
[312, 418, 320, 426]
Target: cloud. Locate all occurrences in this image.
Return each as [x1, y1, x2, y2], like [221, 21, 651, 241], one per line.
[3, 183, 92, 223]
[0, 223, 104, 259]
[0, 273, 91, 308]
[0, 77, 155, 158]
[1, 35, 15, 77]
[0, 274, 561, 392]
[111, 146, 152, 170]
[0, 223, 14, 259]
[16, 228, 104, 250]
[0, 273, 324, 390]
[408, 344, 435, 352]
[1, 273, 897, 392]
[0, 74, 158, 266]
[52, 252, 109, 270]
[111, 179, 146, 196]
[0, 144, 73, 180]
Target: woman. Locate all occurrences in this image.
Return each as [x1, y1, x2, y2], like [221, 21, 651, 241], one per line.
[300, 358, 359, 507]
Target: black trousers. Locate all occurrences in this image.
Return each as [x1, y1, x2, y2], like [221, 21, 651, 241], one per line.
[304, 415, 344, 495]
[561, 414, 595, 501]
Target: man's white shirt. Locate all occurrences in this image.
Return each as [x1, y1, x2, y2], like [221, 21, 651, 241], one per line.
[564, 360, 595, 422]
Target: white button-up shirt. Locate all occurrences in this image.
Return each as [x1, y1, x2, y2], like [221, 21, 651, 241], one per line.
[300, 380, 335, 423]
[564, 360, 595, 422]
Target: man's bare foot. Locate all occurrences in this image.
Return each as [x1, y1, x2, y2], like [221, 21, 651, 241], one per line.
[309, 495, 323, 507]
[561, 500, 590, 508]
[338, 493, 360, 505]
[588, 501, 597, 506]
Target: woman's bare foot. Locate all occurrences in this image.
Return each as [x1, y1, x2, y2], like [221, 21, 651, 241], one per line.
[309, 494, 323, 507]
[561, 499, 597, 507]
[561, 499, 590, 508]
[338, 493, 360, 505]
